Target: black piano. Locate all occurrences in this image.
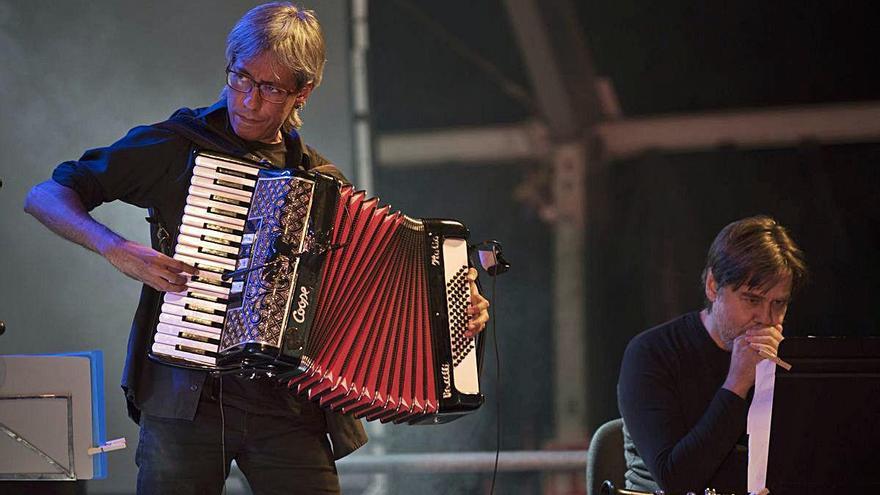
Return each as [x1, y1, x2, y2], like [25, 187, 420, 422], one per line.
[765, 336, 880, 494]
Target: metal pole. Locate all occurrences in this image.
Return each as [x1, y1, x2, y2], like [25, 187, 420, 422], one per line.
[338, 450, 587, 474]
[351, 0, 374, 194]
[350, 5, 388, 493]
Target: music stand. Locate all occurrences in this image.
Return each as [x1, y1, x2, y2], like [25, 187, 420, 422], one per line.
[0, 351, 108, 484]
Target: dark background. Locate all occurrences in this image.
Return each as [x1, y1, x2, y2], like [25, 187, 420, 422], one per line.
[368, 1, 880, 491]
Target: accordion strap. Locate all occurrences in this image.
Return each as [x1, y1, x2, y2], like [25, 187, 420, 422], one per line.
[153, 115, 263, 163]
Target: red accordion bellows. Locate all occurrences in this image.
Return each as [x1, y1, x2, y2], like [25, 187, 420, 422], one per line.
[288, 185, 441, 423]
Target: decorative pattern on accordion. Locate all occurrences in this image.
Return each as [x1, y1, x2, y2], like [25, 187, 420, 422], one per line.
[221, 176, 315, 352]
[446, 265, 475, 367]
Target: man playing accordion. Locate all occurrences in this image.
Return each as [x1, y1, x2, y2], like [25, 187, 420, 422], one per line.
[25, 3, 490, 494]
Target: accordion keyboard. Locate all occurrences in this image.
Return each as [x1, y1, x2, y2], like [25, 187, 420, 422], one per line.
[152, 154, 262, 367]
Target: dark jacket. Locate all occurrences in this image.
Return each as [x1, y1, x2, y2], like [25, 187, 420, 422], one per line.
[52, 100, 367, 459]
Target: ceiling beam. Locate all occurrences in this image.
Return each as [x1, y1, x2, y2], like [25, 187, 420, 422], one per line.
[377, 101, 880, 166]
[597, 101, 880, 159]
[377, 121, 549, 167]
[502, 0, 601, 139]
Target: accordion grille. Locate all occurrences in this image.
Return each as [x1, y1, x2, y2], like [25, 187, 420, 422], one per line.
[221, 176, 315, 352]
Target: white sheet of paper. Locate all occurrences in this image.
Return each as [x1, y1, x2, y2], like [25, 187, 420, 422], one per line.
[747, 359, 777, 493]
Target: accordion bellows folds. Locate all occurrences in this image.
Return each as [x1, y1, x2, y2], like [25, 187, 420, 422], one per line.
[151, 152, 483, 424]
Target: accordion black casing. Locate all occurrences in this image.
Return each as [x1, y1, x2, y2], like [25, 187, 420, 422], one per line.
[150, 151, 484, 424]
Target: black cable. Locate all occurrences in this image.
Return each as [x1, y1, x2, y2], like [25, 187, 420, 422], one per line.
[488, 249, 501, 495]
[219, 375, 228, 495]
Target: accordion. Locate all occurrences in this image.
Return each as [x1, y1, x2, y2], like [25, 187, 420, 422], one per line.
[150, 151, 483, 424]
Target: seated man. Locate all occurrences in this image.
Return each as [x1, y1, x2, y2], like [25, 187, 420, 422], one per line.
[617, 215, 807, 493]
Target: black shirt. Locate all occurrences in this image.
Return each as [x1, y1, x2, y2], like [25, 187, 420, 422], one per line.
[51, 99, 367, 457]
[617, 311, 749, 494]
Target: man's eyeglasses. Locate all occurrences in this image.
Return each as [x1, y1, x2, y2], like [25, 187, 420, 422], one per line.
[225, 67, 294, 104]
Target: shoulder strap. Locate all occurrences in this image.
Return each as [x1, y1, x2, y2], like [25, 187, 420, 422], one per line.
[153, 114, 262, 163]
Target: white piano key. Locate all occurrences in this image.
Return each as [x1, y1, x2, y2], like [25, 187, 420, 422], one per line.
[168, 270, 231, 297]
[193, 155, 262, 178]
[161, 302, 225, 325]
[156, 323, 221, 341]
[192, 166, 256, 193]
[152, 342, 216, 366]
[177, 232, 240, 257]
[179, 223, 242, 245]
[154, 332, 219, 353]
[175, 244, 237, 270]
[187, 195, 249, 218]
[190, 174, 253, 202]
[166, 287, 229, 305]
[163, 294, 228, 314]
[185, 279, 231, 297]
[184, 204, 246, 229]
[182, 214, 244, 236]
[188, 185, 251, 210]
[172, 254, 230, 279]
[159, 313, 223, 335]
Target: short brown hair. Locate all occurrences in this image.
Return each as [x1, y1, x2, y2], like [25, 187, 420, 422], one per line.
[702, 215, 808, 310]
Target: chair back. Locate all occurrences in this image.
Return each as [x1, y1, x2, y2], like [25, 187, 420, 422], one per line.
[586, 418, 625, 495]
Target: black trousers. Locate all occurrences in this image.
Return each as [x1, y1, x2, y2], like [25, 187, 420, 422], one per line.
[135, 394, 340, 495]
